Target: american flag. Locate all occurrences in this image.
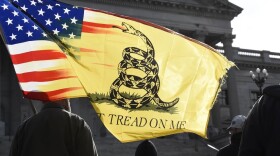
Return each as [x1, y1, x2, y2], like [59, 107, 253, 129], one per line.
[0, 0, 88, 101]
[0, 0, 235, 143]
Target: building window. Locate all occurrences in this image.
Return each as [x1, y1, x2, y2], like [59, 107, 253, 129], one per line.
[218, 90, 228, 106]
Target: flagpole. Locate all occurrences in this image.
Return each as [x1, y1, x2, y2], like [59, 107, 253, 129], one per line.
[28, 99, 37, 114]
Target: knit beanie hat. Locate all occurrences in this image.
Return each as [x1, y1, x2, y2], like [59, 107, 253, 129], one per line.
[135, 140, 158, 156]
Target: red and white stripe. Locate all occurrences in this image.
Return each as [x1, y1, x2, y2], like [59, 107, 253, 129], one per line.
[7, 40, 86, 101]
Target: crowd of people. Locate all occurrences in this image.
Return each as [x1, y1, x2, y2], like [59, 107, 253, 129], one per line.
[8, 96, 158, 156]
[217, 85, 280, 156]
[9, 85, 280, 156]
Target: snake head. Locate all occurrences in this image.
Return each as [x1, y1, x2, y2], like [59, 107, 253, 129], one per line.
[122, 22, 137, 35]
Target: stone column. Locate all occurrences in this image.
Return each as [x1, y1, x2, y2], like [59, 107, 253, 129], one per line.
[193, 30, 219, 132]
[0, 37, 4, 136]
[0, 37, 22, 136]
[193, 30, 208, 42]
[0, 37, 3, 122]
[262, 50, 271, 63]
[222, 34, 240, 118]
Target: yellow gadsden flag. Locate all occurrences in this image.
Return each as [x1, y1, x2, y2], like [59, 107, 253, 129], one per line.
[72, 11, 234, 142]
[1, 0, 234, 142]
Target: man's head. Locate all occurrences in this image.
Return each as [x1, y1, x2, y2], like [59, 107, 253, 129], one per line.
[43, 99, 71, 112]
[55, 99, 71, 112]
[135, 140, 157, 156]
[227, 115, 246, 134]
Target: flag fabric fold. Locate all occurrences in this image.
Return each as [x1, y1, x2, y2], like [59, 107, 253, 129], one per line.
[0, 0, 234, 142]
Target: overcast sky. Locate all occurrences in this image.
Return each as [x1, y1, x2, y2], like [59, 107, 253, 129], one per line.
[229, 0, 280, 52]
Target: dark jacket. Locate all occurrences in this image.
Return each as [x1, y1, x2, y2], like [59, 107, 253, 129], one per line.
[238, 85, 280, 156]
[216, 132, 242, 156]
[9, 103, 98, 156]
[135, 140, 157, 156]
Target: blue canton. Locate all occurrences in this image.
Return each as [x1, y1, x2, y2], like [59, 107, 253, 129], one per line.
[0, 0, 84, 45]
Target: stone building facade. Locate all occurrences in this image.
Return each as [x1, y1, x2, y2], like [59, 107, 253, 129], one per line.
[1, 0, 280, 155]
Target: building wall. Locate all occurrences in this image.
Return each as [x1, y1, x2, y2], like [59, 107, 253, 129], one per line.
[214, 47, 280, 127]
[1, 0, 280, 155]
[58, 0, 243, 129]
[0, 0, 241, 138]
[0, 38, 23, 136]
[60, 0, 233, 35]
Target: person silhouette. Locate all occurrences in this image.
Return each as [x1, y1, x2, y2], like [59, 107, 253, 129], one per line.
[135, 140, 158, 156]
[239, 85, 280, 156]
[9, 95, 98, 156]
[216, 115, 246, 156]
